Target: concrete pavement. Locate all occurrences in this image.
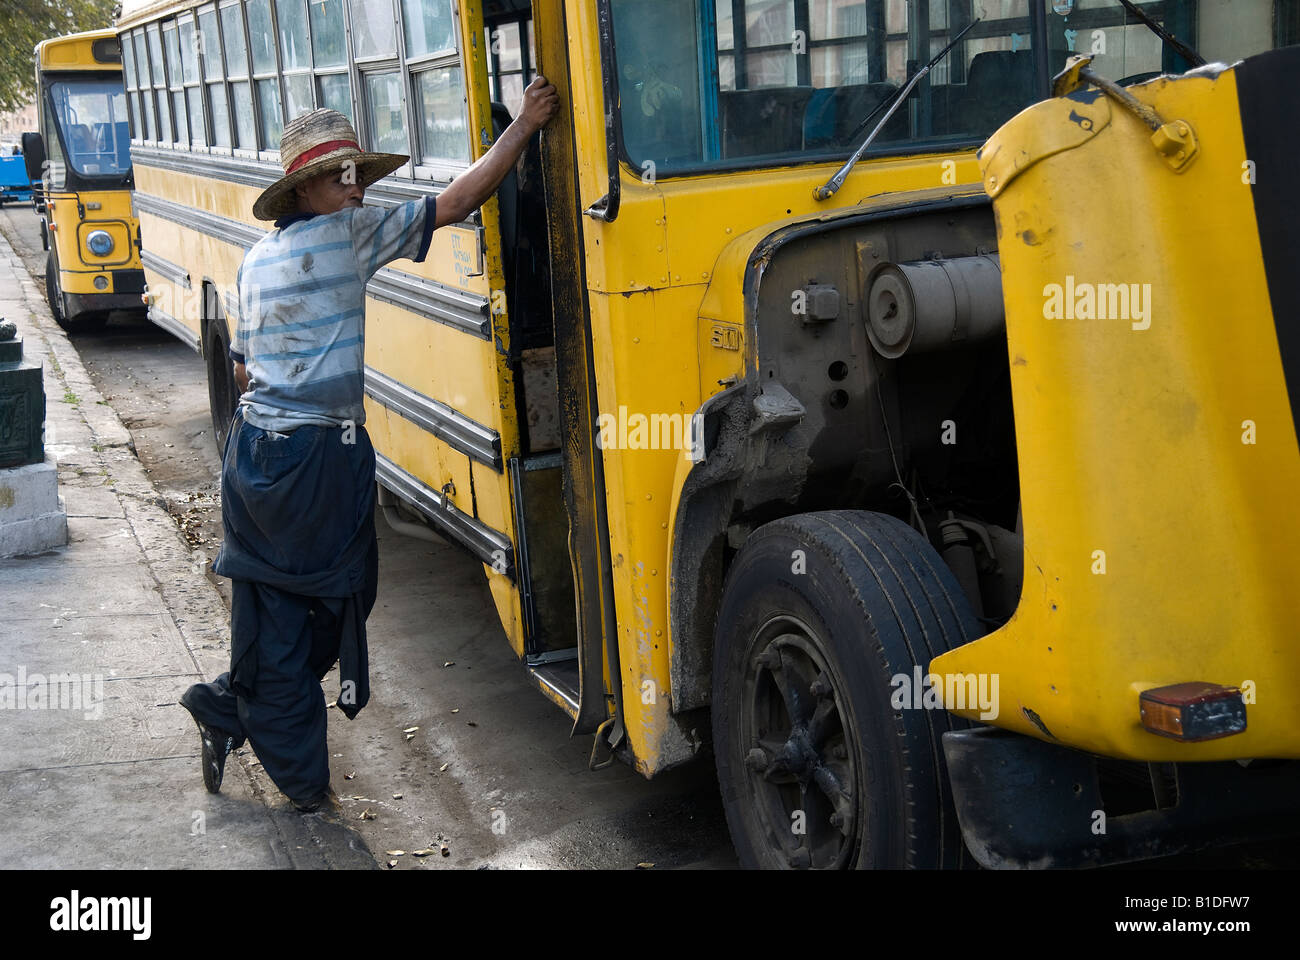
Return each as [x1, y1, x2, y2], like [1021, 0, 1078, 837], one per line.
[0, 229, 375, 869]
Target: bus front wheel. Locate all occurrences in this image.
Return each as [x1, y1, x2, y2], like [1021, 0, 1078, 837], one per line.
[711, 510, 982, 869]
[45, 250, 107, 334]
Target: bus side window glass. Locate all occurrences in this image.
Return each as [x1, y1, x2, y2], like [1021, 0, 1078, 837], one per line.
[401, 0, 456, 57]
[414, 66, 469, 164]
[364, 71, 409, 155]
[276, 0, 315, 124]
[350, 0, 399, 60]
[221, 1, 256, 149]
[610, 0, 702, 170]
[133, 30, 155, 141]
[311, 0, 353, 122]
[247, 0, 282, 149]
[180, 14, 208, 145]
[122, 28, 140, 139]
[199, 5, 231, 147]
[148, 24, 173, 143]
[164, 21, 188, 145]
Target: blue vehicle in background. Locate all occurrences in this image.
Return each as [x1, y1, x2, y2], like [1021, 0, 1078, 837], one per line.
[0, 152, 34, 205]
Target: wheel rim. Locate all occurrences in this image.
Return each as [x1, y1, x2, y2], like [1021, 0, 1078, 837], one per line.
[742, 614, 858, 869]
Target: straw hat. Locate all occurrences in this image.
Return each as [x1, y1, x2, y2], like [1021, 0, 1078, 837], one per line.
[252, 109, 408, 221]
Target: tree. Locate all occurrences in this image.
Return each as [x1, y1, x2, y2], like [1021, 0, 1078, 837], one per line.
[0, 0, 118, 114]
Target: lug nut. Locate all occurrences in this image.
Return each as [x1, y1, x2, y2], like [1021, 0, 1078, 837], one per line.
[810, 676, 832, 698]
[745, 748, 769, 772]
[756, 648, 781, 670]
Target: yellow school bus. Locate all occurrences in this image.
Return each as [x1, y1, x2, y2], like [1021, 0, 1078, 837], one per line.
[117, 0, 1300, 868]
[27, 30, 146, 332]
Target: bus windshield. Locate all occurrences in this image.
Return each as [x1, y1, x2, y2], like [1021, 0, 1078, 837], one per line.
[611, 0, 1041, 176]
[47, 78, 131, 178]
[610, 0, 1296, 178]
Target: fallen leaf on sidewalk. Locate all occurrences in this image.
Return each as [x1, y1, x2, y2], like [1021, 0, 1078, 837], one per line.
[412, 848, 436, 857]
[385, 850, 406, 857]
[451, 708, 460, 714]
[386, 860, 398, 869]
[443, 661, 454, 668]
[404, 733, 415, 741]
[440, 844, 450, 857]
[636, 862, 655, 869]
[403, 726, 419, 734]
[344, 771, 356, 780]
[358, 808, 376, 821]
[392, 793, 403, 800]
[438, 762, 449, 772]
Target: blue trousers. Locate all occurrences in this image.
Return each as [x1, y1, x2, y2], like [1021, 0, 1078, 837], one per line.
[182, 410, 378, 806]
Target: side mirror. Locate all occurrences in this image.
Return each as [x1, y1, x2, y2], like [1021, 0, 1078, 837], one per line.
[21, 132, 45, 183]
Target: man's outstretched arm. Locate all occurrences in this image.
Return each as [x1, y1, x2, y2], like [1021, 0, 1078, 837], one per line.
[433, 75, 560, 229]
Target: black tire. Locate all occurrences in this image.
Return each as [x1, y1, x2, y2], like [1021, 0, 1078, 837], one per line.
[712, 510, 984, 869]
[44, 250, 109, 334]
[205, 312, 238, 455]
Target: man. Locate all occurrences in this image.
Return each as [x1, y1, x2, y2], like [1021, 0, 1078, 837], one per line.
[179, 77, 559, 812]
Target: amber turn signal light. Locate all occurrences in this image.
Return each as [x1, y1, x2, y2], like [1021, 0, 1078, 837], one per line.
[1139, 682, 1246, 742]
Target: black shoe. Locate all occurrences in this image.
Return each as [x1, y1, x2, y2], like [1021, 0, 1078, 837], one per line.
[191, 715, 236, 794]
[292, 787, 338, 814]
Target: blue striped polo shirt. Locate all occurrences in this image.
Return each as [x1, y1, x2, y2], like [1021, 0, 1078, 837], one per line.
[231, 196, 436, 432]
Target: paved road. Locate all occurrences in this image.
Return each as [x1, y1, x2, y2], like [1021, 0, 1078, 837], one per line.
[0, 203, 737, 869]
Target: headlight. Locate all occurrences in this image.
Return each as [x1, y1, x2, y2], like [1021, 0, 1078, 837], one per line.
[86, 230, 115, 256]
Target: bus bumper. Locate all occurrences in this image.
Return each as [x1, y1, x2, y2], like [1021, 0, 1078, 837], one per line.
[943, 726, 1300, 869]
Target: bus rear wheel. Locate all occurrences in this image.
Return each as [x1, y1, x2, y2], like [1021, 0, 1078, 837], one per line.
[712, 510, 983, 869]
[205, 315, 239, 456]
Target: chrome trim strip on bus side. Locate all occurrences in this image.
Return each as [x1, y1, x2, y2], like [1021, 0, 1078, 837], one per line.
[131, 191, 491, 338]
[374, 452, 515, 579]
[364, 366, 502, 470]
[147, 305, 201, 352]
[128, 144, 473, 216]
[134, 191, 264, 248]
[140, 249, 191, 289]
[364, 270, 490, 339]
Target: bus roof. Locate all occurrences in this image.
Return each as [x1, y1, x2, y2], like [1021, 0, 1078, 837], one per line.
[116, 0, 204, 30]
[35, 29, 123, 72]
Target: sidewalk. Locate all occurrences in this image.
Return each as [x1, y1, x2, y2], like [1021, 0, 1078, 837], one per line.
[0, 231, 374, 869]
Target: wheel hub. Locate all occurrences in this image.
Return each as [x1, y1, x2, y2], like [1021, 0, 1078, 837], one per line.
[743, 618, 858, 869]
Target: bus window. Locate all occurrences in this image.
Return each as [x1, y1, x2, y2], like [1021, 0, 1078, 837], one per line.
[132, 30, 155, 140]
[485, 18, 532, 117]
[311, 0, 354, 122]
[364, 70, 409, 154]
[179, 12, 207, 144]
[612, 0, 1039, 176]
[414, 66, 468, 163]
[121, 26, 140, 137]
[276, 0, 315, 122]
[47, 79, 131, 177]
[163, 21, 188, 144]
[221, 1, 257, 149]
[199, 5, 231, 147]
[1046, 1, 1285, 84]
[247, 0, 282, 148]
[147, 24, 173, 142]
[402, 0, 456, 57]
[350, 0, 399, 60]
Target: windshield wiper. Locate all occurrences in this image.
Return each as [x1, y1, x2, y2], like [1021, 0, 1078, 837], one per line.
[1115, 0, 1205, 68]
[816, 17, 981, 201]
